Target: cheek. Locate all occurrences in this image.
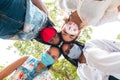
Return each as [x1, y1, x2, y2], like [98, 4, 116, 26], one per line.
[56, 35, 59, 40]
[52, 56, 58, 61]
[62, 35, 68, 41]
[54, 57, 58, 61]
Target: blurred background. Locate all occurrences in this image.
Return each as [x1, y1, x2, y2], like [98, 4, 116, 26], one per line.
[0, 0, 120, 80]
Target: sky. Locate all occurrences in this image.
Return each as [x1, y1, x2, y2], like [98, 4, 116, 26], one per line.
[0, 40, 20, 66]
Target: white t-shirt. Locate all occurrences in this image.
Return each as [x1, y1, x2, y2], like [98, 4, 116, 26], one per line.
[58, 0, 120, 26]
[77, 0, 112, 26]
[77, 63, 109, 80]
[79, 39, 120, 80]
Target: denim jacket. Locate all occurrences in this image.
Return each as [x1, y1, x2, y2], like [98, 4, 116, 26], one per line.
[0, 0, 48, 40]
[0, 0, 26, 39]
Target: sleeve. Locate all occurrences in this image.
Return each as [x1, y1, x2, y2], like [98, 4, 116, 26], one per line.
[23, 0, 47, 33]
[86, 48, 120, 75]
[77, 0, 112, 26]
[58, 0, 78, 13]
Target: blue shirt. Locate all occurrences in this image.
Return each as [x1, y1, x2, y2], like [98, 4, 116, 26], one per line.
[9, 56, 48, 80]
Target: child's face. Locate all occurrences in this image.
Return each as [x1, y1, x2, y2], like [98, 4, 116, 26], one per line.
[48, 33, 60, 45]
[62, 43, 82, 59]
[61, 30, 79, 42]
[61, 21, 80, 42]
[47, 46, 60, 61]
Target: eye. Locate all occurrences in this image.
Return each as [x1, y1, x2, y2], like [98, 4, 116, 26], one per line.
[64, 31, 67, 34]
[70, 35, 75, 39]
[70, 35, 74, 37]
[54, 34, 57, 38]
[62, 31, 68, 35]
[49, 39, 54, 44]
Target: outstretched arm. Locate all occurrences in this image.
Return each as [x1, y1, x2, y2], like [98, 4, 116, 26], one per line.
[0, 56, 29, 79]
[32, 0, 48, 15]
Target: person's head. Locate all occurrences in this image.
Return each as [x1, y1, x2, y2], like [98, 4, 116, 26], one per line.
[61, 11, 85, 42]
[61, 42, 83, 59]
[60, 42, 83, 67]
[58, 0, 84, 42]
[47, 46, 61, 61]
[39, 27, 60, 45]
[40, 46, 61, 67]
[58, 0, 83, 27]
[61, 21, 80, 42]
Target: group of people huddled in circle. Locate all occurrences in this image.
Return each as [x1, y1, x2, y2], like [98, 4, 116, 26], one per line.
[0, 0, 120, 80]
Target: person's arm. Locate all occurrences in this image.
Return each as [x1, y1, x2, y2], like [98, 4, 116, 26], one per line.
[32, 0, 48, 15]
[86, 48, 120, 75]
[77, 0, 112, 26]
[0, 56, 29, 79]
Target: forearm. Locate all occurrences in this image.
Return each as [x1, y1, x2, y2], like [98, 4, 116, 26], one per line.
[0, 56, 29, 79]
[32, 0, 48, 15]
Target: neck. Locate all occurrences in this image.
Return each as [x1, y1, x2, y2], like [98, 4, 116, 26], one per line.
[36, 62, 47, 72]
[78, 52, 86, 63]
[118, 5, 120, 12]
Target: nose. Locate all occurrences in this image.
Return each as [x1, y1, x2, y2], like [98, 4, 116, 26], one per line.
[53, 37, 60, 45]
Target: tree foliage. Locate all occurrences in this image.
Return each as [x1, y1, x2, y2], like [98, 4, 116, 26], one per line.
[50, 59, 80, 80]
[13, 40, 46, 58]
[117, 34, 120, 40]
[77, 27, 92, 43]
